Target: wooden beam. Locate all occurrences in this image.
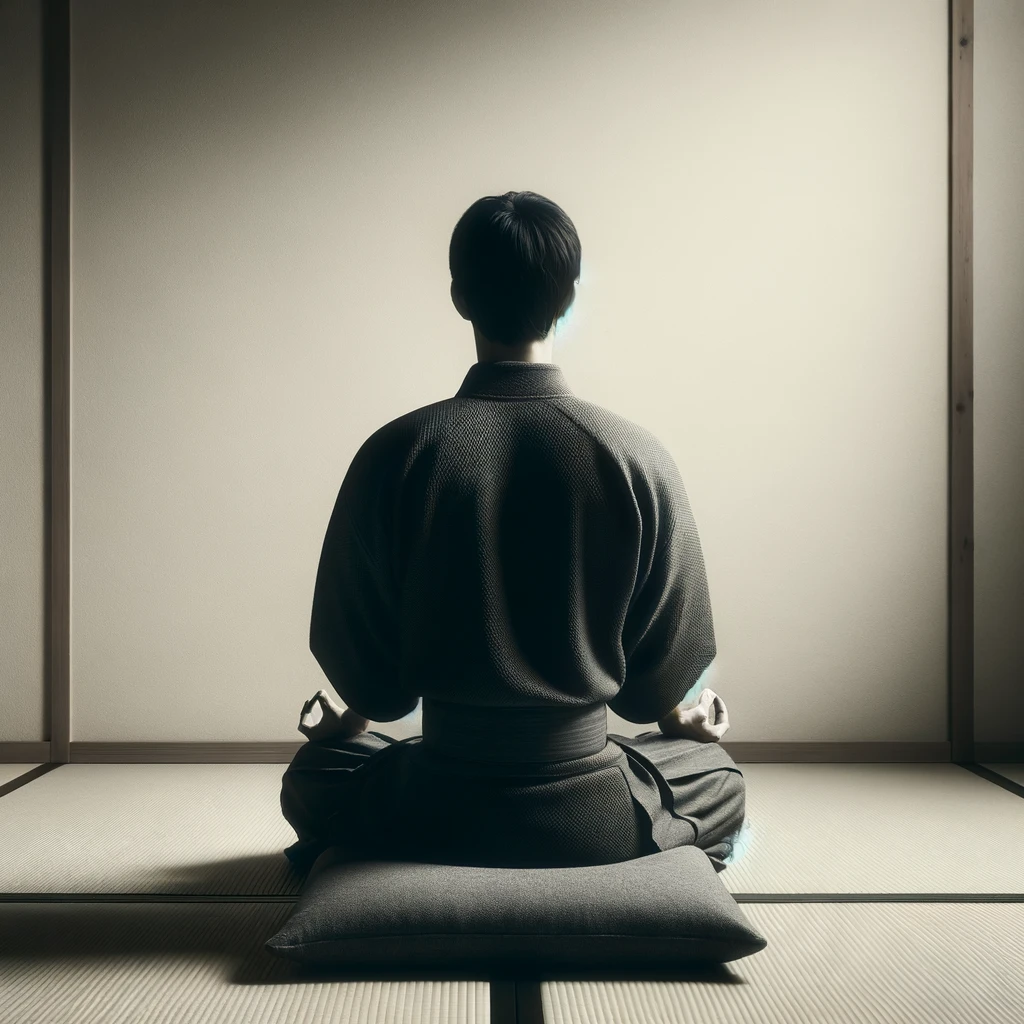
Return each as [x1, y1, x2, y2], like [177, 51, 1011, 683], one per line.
[949, 0, 974, 763]
[44, 0, 71, 764]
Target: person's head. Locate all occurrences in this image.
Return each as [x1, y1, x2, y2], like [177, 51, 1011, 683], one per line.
[449, 191, 581, 361]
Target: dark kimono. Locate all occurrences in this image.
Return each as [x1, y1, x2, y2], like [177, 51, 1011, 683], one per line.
[281, 360, 745, 872]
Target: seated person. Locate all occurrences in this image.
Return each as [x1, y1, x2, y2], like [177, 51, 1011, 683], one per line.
[280, 190, 747, 874]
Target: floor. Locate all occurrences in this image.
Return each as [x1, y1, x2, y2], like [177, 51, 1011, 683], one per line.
[0, 761, 1021, 1023]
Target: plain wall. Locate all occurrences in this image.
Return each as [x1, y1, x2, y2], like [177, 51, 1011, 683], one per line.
[974, 0, 1024, 745]
[0, 0, 46, 743]
[67, 0, 953, 743]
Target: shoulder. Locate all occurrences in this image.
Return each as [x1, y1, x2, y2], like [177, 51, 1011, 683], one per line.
[549, 397, 692, 525]
[357, 397, 466, 456]
[345, 398, 472, 484]
[547, 396, 679, 476]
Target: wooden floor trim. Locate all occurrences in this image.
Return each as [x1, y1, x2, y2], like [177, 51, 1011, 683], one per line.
[60, 740, 955, 763]
[0, 742, 51, 762]
[974, 742, 1024, 762]
[68, 742, 305, 763]
[7, 740, 1019, 765]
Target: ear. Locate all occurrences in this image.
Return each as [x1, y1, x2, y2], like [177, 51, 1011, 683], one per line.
[451, 280, 470, 321]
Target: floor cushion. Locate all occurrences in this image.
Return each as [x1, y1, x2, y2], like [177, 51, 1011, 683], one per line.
[265, 844, 768, 970]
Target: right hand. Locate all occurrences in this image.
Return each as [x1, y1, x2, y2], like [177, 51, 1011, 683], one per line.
[658, 688, 730, 742]
[298, 689, 368, 742]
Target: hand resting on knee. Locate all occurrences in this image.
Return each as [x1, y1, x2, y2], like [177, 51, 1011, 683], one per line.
[298, 689, 369, 741]
[657, 688, 730, 742]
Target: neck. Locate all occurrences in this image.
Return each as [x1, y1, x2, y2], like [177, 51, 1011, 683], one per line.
[473, 326, 554, 365]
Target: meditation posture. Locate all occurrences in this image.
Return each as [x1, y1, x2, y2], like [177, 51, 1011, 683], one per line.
[280, 191, 747, 873]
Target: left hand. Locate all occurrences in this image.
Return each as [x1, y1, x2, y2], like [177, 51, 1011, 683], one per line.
[298, 689, 369, 741]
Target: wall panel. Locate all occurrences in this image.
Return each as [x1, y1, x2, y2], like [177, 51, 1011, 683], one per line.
[70, 0, 949, 742]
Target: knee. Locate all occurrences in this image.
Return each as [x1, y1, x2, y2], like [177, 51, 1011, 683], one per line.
[717, 769, 747, 830]
[730, 767, 747, 806]
[279, 768, 311, 836]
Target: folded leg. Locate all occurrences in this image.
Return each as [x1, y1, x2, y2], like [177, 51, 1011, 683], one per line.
[279, 729, 396, 872]
[610, 730, 748, 872]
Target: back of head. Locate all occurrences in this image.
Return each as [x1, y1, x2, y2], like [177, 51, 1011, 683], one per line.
[449, 191, 582, 347]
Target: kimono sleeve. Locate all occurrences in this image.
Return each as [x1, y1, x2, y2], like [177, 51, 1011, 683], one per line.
[308, 446, 418, 723]
[608, 452, 717, 725]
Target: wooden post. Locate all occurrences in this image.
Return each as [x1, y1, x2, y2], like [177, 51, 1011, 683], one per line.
[948, 0, 974, 764]
[45, 0, 71, 764]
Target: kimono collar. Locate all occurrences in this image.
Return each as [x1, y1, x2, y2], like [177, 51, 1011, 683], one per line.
[455, 360, 574, 400]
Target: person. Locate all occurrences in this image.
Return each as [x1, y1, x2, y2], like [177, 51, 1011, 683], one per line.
[280, 191, 748, 874]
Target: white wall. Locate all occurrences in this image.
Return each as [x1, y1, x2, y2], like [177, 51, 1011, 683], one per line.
[66, 0, 954, 743]
[0, 0, 46, 743]
[974, 0, 1024, 746]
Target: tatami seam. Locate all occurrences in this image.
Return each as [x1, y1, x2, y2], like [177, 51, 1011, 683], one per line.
[956, 763, 1024, 800]
[0, 763, 62, 800]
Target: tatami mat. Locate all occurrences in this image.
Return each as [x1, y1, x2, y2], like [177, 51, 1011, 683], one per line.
[2, 762, 1022, 1023]
[0, 764, 301, 894]
[543, 902, 1024, 1023]
[1, 904, 1021, 1024]
[0, 901, 488, 1024]
[1, 763, 1022, 896]
[0, 765, 39, 787]
[984, 763, 1024, 787]
[722, 763, 1024, 894]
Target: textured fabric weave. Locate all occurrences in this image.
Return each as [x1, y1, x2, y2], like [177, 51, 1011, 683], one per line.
[296, 359, 743, 868]
[265, 843, 769, 969]
[310, 360, 717, 725]
[420, 697, 608, 762]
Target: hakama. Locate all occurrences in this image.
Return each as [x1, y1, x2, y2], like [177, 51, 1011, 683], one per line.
[280, 718, 746, 874]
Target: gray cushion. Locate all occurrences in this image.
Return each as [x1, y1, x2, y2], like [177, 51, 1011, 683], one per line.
[265, 845, 768, 970]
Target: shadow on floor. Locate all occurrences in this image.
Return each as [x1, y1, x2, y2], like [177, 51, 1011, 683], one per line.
[0, 898, 751, 988]
[0, 849, 759, 988]
[141, 851, 303, 895]
[287, 962, 747, 986]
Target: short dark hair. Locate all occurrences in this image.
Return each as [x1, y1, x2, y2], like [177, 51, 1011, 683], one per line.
[449, 191, 582, 346]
